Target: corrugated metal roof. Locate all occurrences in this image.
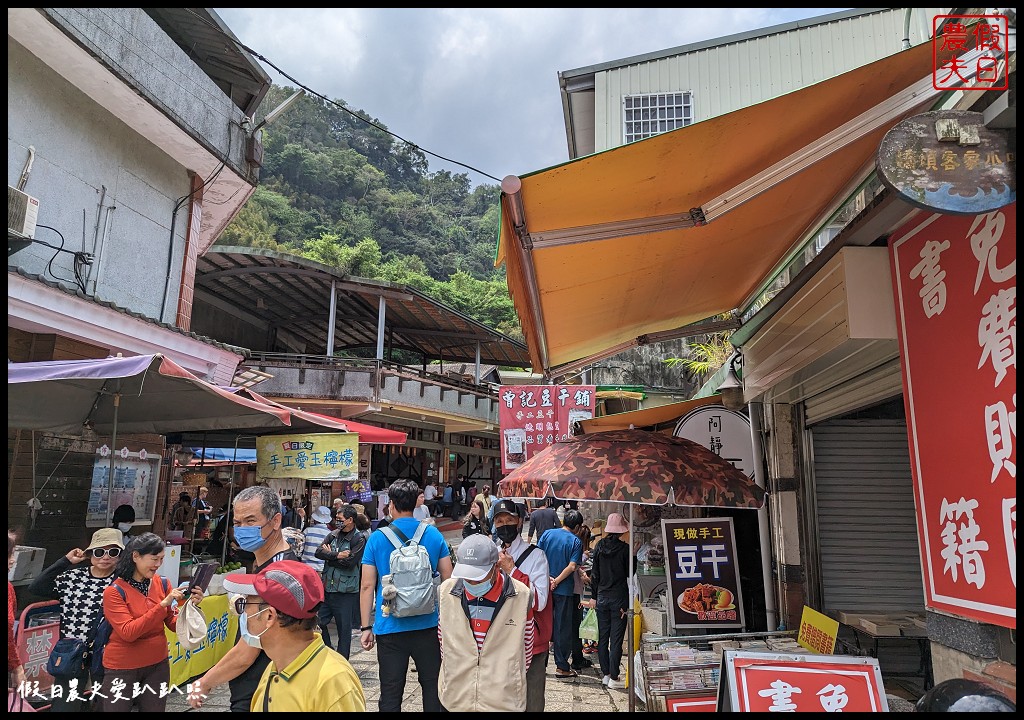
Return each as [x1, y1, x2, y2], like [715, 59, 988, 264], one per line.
[9, 266, 247, 355]
[196, 246, 531, 367]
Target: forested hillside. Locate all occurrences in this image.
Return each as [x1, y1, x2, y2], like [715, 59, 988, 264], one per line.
[220, 86, 521, 339]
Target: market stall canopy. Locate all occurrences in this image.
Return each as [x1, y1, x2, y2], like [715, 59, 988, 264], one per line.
[7, 353, 292, 435]
[238, 388, 407, 445]
[496, 41, 940, 375]
[498, 428, 764, 508]
[580, 395, 722, 432]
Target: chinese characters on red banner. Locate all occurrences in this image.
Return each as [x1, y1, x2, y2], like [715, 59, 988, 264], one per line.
[722, 654, 887, 712]
[497, 385, 595, 473]
[933, 14, 1009, 91]
[890, 206, 1016, 629]
[662, 518, 744, 629]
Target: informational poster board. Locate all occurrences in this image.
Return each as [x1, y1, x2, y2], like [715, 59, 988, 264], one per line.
[717, 650, 888, 712]
[87, 444, 161, 527]
[662, 517, 744, 629]
[498, 384, 596, 472]
[256, 432, 359, 481]
[889, 206, 1016, 629]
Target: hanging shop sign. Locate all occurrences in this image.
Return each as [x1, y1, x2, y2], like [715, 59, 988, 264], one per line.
[889, 205, 1016, 629]
[256, 432, 359, 481]
[497, 384, 596, 472]
[877, 110, 1015, 215]
[717, 650, 888, 712]
[673, 405, 755, 481]
[662, 517, 744, 630]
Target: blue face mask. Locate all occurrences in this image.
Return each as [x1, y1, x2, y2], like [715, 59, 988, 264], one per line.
[238, 606, 270, 648]
[233, 524, 268, 552]
[464, 575, 494, 598]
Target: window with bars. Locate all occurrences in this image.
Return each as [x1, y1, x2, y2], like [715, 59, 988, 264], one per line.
[623, 92, 693, 144]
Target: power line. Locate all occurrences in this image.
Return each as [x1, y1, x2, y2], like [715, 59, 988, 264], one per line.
[184, 9, 502, 183]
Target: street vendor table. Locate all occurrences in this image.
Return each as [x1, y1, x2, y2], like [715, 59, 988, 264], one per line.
[837, 622, 933, 691]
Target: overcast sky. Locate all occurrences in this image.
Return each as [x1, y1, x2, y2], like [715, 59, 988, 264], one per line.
[216, 8, 847, 187]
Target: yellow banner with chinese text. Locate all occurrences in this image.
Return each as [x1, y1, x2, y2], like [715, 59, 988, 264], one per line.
[798, 605, 839, 654]
[256, 432, 359, 480]
[164, 593, 237, 689]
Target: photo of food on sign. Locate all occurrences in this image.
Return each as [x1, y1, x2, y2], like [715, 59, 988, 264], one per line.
[678, 583, 736, 614]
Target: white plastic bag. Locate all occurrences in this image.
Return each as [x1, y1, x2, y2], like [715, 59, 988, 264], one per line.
[177, 597, 207, 650]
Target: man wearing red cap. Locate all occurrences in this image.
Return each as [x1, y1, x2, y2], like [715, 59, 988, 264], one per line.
[223, 560, 366, 712]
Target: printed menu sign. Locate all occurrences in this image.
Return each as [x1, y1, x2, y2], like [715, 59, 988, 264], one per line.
[662, 517, 744, 629]
[497, 385, 595, 473]
[889, 206, 1016, 629]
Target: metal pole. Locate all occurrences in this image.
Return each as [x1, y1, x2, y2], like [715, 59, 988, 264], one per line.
[105, 391, 121, 528]
[221, 435, 242, 567]
[376, 296, 386, 360]
[628, 502, 636, 713]
[749, 401, 779, 631]
[474, 341, 481, 384]
[326, 280, 337, 356]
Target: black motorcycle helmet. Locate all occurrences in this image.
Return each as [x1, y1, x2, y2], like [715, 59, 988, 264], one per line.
[915, 678, 1015, 712]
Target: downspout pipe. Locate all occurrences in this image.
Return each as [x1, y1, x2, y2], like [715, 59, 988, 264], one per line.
[748, 401, 780, 631]
[902, 8, 913, 50]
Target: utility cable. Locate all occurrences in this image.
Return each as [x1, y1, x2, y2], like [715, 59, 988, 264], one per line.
[183, 8, 501, 183]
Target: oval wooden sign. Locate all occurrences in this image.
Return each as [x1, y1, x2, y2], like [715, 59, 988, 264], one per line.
[877, 110, 1015, 215]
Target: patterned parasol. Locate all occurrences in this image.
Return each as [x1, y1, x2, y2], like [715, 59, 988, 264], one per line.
[497, 428, 765, 508]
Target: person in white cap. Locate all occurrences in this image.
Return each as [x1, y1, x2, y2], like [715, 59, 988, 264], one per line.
[437, 534, 535, 712]
[491, 498, 552, 711]
[300, 505, 333, 573]
[590, 512, 633, 689]
[28, 527, 125, 711]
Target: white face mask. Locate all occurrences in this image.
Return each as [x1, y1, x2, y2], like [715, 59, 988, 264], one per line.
[117, 522, 133, 533]
[239, 607, 271, 649]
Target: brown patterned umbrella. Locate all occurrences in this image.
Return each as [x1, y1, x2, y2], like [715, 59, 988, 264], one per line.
[498, 428, 765, 508]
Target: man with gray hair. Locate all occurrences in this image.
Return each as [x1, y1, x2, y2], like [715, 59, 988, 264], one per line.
[188, 485, 298, 711]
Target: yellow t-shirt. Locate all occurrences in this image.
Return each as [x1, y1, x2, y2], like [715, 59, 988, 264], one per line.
[251, 636, 366, 712]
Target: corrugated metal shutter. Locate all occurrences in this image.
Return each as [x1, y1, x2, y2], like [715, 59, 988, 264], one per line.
[811, 419, 925, 614]
[804, 359, 903, 426]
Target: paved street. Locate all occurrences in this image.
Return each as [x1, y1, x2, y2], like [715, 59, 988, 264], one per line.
[169, 635, 634, 712]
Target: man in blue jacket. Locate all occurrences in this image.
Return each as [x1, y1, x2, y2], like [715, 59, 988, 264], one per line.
[538, 509, 584, 680]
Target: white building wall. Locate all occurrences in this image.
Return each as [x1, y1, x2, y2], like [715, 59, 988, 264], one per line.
[594, 8, 947, 152]
[8, 38, 190, 325]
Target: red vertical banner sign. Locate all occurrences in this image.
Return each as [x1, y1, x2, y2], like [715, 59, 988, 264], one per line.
[889, 205, 1016, 629]
[498, 385, 596, 473]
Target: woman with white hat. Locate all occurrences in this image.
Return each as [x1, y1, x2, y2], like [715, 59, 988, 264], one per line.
[589, 512, 633, 689]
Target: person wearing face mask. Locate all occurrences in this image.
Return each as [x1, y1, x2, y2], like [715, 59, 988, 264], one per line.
[187, 485, 297, 712]
[224, 560, 365, 711]
[314, 505, 366, 657]
[28, 527, 125, 711]
[490, 498, 552, 711]
[436, 533, 534, 712]
[100, 532, 203, 712]
[110, 504, 136, 536]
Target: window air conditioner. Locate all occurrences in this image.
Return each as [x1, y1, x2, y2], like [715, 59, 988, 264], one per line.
[8, 185, 39, 239]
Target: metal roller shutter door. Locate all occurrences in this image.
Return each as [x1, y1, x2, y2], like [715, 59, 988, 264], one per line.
[811, 419, 925, 613]
[804, 359, 903, 426]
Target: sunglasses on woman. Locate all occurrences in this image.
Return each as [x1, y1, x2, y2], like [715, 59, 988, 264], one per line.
[90, 547, 122, 558]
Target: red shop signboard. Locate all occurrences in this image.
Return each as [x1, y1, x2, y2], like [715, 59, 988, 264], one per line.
[889, 205, 1016, 629]
[718, 651, 888, 712]
[498, 385, 595, 473]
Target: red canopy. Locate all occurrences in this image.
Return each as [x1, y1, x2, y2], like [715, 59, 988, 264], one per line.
[240, 389, 407, 445]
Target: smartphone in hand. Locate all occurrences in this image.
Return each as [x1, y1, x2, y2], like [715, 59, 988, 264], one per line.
[188, 561, 218, 594]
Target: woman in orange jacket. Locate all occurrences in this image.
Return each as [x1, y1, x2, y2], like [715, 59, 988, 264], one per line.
[101, 532, 202, 712]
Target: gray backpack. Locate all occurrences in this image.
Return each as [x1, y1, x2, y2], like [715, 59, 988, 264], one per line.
[379, 521, 436, 618]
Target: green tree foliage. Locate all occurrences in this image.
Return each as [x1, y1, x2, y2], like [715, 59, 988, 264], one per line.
[225, 85, 518, 338]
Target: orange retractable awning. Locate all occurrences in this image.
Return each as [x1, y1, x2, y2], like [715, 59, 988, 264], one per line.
[497, 41, 940, 375]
